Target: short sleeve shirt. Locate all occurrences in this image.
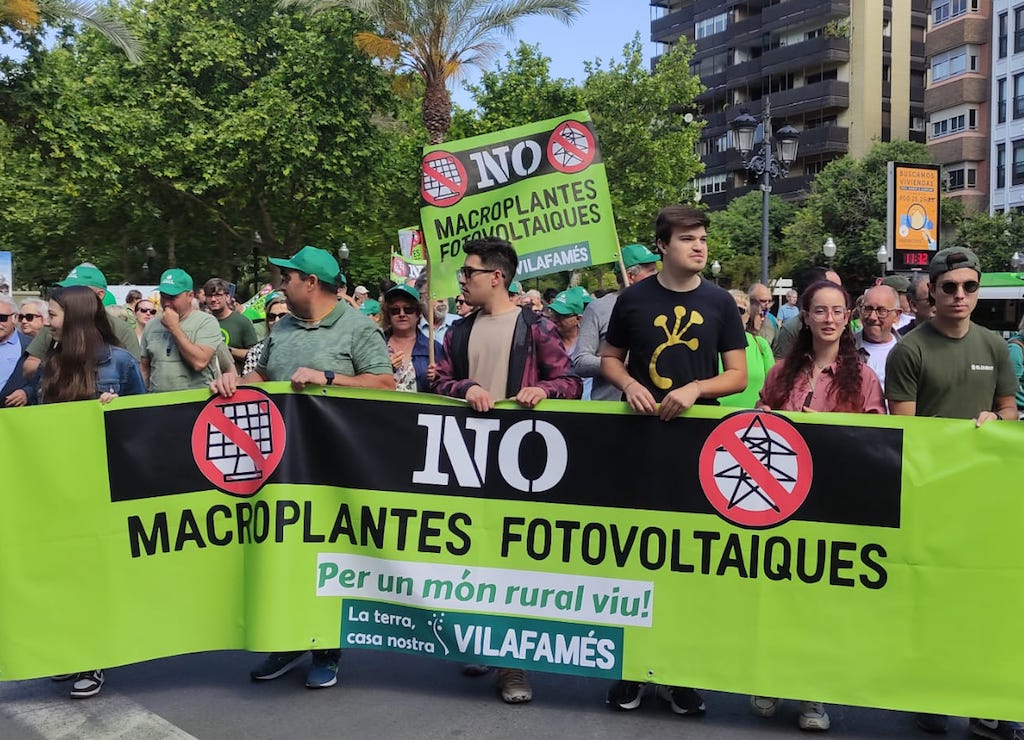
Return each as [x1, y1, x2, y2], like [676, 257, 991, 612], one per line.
[258, 301, 391, 381]
[885, 321, 1018, 419]
[217, 311, 258, 350]
[605, 276, 747, 402]
[140, 309, 223, 392]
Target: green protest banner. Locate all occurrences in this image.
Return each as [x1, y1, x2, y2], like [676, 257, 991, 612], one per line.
[419, 112, 619, 299]
[0, 387, 1022, 721]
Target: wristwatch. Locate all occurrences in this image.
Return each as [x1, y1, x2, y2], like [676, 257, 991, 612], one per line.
[324, 370, 335, 386]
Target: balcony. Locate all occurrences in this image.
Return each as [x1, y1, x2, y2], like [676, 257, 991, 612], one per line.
[796, 126, 850, 157]
[924, 76, 989, 114]
[927, 133, 989, 164]
[770, 80, 850, 117]
[925, 16, 992, 56]
[761, 0, 849, 32]
[651, 7, 694, 43]
[760, 36, 850, 77]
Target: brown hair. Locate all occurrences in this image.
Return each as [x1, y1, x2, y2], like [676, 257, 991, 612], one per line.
[654, 204, 709, 245]
[41, 286, 121, 403]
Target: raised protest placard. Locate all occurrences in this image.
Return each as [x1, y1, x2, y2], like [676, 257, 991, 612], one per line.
[419, 112, 619, 299]
[0, 388, 1021, 721]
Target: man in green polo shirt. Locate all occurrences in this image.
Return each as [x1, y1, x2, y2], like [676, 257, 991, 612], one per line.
[23, 264, 140, 379]
[140, 268, 223, 392]
[210, 245, 393, 690]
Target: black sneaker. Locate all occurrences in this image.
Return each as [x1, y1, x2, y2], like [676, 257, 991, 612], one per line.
[916, 713, 948, 733]
[606, 681, 646, 710]
[657, 685, 706, 715]
[250, 651, 306, 681]
[69, 670, 104, 699]
[969, 719, 1024, 740]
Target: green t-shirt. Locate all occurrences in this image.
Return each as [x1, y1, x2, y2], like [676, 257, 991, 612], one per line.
[27, 308, 140, 361]
[217, 311, 258, 351]
[885, 321, 1018, 419]
[140, 309, 223, 392]
[719, 332, 774, 409]
[257, 301, 391, 381]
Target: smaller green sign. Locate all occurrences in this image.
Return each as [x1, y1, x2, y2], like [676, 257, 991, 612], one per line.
[341, 598, 623, 679]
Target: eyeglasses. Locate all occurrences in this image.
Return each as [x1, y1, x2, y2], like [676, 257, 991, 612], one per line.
[388, 305, 418, 316]
[737, 306, 748, 315]
[808, 306, 849, 321]
[938, 280, 980, 295]
[135, 307, 157, 316]
[455, 298, 466, 306]
[0, 313, 13, 322]
[861, 306, 895, 318]
[267, 311, 287, 322]
[18, 313, 42, 321]
[208, 291, 228, 298]
[458, 266, 497, 280]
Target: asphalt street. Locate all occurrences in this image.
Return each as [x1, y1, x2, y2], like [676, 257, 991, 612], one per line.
[0, 649, 972, 739]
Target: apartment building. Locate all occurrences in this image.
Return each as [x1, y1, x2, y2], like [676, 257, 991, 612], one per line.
[990, 0, 1024, 214]
[650, 0, 928, 211]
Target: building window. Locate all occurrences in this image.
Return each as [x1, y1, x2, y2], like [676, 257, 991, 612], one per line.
[997, 144, 1006, 189]
[944, 165, 976, 191]
[931, 47, 969, 82]
[930, 110, 975, 139]
[698, 133, 729, 157]
[1013, 140, 1024, 185]
[695, 173, 727, 196]
[695, 12, 727, 40]
[933, 0, 968, 26]
[1016, 7, 1024, 54]
[1015, 73, 1024, 118]
[999, 78, 1007, 124]
[1000, 12, 1008, 58]
[806, 69, 839, 85]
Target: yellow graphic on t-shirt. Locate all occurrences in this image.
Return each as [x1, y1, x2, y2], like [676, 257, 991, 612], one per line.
[650, 306, 703, 390]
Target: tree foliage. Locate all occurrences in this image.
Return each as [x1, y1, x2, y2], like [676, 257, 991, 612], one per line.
[707, 190, 797, 288]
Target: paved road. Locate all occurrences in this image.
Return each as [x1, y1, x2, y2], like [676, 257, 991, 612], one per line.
[0, 650, 970, 739]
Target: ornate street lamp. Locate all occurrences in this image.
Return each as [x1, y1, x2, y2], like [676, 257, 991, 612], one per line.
[711, 259, 722, 285]
[823, 237, 837, 268]
[876, 244, 889, 281]
[731, 97, 800, 286]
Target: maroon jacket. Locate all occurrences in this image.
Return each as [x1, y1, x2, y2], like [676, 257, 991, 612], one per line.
[432, 308, 582, 401]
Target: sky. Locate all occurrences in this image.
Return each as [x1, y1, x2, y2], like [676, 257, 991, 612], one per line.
[450, 1, 658, 109]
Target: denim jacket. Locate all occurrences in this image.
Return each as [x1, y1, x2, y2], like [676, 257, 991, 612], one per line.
[32, 345, 146, 404]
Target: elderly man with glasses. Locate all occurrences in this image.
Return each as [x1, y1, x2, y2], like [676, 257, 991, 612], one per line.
[0, 295, 33, 407]
[17, 298, 48, 338]
[853, 284, 902, 389]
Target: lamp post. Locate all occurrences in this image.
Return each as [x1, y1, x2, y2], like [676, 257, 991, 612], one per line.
[252, 231, 262, 297]
[711, 259, 722, 285]
[876, 244, 889, 282]
[731, 97, 800, 286]
[143, 245, 155, 280]
[823, 237, 837, 268]
[1012, 251, 1024, 272]
[337, 242, 350, 292]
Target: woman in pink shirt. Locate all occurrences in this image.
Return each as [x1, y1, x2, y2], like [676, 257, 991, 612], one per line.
[759, 280, 885, 416]
[752, 280, 884, 732]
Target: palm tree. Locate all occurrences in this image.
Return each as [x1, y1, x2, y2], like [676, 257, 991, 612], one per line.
[2, 0, 142, 62]
[280, 0, 586, 144]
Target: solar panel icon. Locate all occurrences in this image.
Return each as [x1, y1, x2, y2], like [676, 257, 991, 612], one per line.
[205, 399, 274, 483]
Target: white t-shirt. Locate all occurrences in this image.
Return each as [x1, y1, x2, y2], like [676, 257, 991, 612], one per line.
[860, 335, 898, 388]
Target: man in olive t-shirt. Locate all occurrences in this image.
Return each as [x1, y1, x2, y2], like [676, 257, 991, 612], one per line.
[203, 277, 258, 371]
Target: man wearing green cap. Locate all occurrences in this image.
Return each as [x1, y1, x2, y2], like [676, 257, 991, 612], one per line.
[140, 268, 224, 392]
[886, 247, 1021, 738]
[547, 289, 591, 400]
[210, 245, 393, 691]
[23, 263, 140, 380]
[572, 243, 659, 401]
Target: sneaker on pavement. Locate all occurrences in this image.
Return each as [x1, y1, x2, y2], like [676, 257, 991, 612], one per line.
[69, 670, 104, 699]
[461, 663, 492, 677]
[657, 684, 706, 715]
[915, 713, 949, 734]
[798, 701, 831, 731]
[606, 681, 646, 710]
[305, 652, 339, 689]
[250, 651, 306, 681]
[969, 719, 1024, 740]
[750, 696, 780, 718]
[496, 668, 533, 704]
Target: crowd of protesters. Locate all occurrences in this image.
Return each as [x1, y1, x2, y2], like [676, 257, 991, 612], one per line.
[1, 203, 1021, 739]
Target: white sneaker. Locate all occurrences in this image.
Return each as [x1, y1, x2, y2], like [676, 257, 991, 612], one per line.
[750, 695, 780, 717]
[798, 701, 831, 731]
[69, 670, 104, 699]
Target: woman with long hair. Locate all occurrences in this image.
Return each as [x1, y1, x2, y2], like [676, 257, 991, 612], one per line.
[34, 285, 145, 698]
[382, 285, 444, 393]
[751, 280, 883, 733]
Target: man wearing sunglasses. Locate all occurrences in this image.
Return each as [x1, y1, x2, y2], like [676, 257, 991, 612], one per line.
[0, 295, 33, 407]
[17, 298, 48, 338]
[886, 248, 1021, 739]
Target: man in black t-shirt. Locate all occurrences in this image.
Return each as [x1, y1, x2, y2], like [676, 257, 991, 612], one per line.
[598, 204, 747, 715]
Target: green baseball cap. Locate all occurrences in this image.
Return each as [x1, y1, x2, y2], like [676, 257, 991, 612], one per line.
[158, 268, 194, 296]
[547, 289, 585, 316]
[621, 243, 660, 269]
[928, 247, 981, 281]
[58, 264, 107, 290]
[508, 280, 523, 295]
[360, 299, 381, 316]
[269, 246, 342, 286]
[385, 284, 420, 303]
[567, 285, 593, 306]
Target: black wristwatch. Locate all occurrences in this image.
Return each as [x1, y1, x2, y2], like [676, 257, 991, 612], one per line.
[324, 370, 335, 386]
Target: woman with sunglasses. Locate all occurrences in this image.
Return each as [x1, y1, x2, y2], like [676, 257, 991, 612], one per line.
[31, 285, 146, 699]
[242, 294, 288, 376]
[751, 280, 883, 732]
[133, 299, 158, 344]
[383, 284, 445, 392]
[719, 289, 774, 408]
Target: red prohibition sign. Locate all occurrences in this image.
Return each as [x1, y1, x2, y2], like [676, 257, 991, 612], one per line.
[421, 150, 468, 207]
[698, 411, 812, 528]
[546, 120, 596, 174]
[191, 388, 287, 497]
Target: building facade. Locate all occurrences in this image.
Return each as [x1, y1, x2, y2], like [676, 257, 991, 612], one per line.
[650, 0, 928, 211]
[990, 0, 1024, 214]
